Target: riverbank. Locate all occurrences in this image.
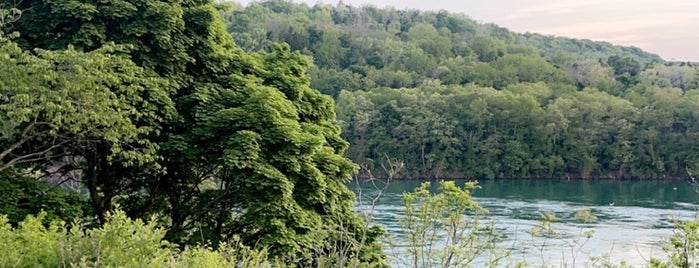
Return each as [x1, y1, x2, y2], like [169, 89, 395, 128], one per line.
[354, 169, 695, 180]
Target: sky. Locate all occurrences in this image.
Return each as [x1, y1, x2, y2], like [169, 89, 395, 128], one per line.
[235, 0, 699, 62]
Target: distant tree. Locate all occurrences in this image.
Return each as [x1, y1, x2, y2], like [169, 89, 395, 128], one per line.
[640, 63, 699, 90]
[406, 23, 453, 58]
[567, 60, 616, 89]
[469, 36, 505, 62]
[607, 55, 642, 86]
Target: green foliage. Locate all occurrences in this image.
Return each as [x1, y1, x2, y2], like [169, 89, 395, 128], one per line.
[0, 35, 171, 173]
[0, 169, 88, 226]
[223, 1, 695, 180]
[224, 1, 660, 94]
[335, 74, 699, 179]
[393, 181, 507, 267]
[0, 26, 174, 228]
[469, 36, 505, 62]
[0, 210, 275, 268]
[4, 0, 699, 266]
[1, 0, 383, 265]
[650, 216, 699, 268]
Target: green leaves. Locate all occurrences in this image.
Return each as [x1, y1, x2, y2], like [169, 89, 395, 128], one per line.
[223, 130, 261, 169]
[0, 210, 276, 267]
[2, 0, 379, 265]
[656, 217, 699, 267]
[184, 46, 364, 261]
[396, 181, 505, 268]
[0, 37, 172, 172]
[0, 169, 88, 226]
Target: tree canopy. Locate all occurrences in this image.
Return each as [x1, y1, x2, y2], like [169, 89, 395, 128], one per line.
[225, 0, 699, 180]
[0, 0, 383, 265]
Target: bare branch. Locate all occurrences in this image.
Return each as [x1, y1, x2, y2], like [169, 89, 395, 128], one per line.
[0, 140, 68, 172]
[686, 167, 698, 194]
[0, 120, 39, 161]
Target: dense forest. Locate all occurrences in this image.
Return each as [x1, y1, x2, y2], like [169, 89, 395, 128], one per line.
[224, 0, 699, 179]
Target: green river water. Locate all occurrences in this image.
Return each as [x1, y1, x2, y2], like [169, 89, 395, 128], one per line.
[350, 179, 699, 267]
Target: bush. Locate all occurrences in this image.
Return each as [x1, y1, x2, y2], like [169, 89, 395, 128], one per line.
[650, 216, 699, 268]
[391, 181, 507, 267]
[0, 210, 274, 268]
[0, 169, 89, 226]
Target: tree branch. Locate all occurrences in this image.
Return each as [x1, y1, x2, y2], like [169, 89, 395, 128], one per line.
[0, 120, 39, 161]
[0, 140, 68, 172]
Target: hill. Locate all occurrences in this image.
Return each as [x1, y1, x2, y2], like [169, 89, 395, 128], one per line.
[224, 0, 699, 179]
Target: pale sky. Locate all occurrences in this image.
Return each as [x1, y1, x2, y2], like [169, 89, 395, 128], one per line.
[236, 0, 699, 62]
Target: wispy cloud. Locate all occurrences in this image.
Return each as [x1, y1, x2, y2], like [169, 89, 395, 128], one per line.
[532, 13, 698, 37]
[237, 0, 699, 61]
[473, 0, 699, 60]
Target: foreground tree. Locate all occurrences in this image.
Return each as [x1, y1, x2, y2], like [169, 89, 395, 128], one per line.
[0, 36, 169, 175]
[1, 0, 383, 264]
[0, 30, 173, 224]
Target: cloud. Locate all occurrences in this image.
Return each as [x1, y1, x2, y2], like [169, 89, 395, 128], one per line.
[533, 13, 697, 37]
[236, 0, 699, 61]
[484, 0, 699, 60]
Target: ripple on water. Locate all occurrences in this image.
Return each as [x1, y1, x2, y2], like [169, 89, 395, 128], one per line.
[352, 179, 699, 267]
[374, 198, 691, 266]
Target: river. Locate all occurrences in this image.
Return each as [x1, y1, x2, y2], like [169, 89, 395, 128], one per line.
[349, 179, 699, 267]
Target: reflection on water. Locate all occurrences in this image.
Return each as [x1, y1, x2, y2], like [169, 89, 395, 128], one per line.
[349, 179, 699, 267]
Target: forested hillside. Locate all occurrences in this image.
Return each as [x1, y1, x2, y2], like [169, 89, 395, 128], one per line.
[225, 0, 699, 179]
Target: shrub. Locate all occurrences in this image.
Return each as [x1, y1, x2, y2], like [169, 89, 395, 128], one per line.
[391, 181, 507, 267]
[0, 210, 274, 268]
[0, 169, 89, 226]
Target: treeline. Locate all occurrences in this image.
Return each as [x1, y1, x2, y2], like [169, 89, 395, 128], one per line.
[337, 83, 699, 179]
[226, 1, 699, 179]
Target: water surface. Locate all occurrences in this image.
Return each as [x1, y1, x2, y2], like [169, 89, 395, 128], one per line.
[350, 179, 699, 267]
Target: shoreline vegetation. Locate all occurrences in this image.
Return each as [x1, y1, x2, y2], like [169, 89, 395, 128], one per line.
[1, 0, 699, 267]
[353, 174, 696, 181]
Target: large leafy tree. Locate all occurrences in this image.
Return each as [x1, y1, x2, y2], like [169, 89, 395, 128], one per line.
[2, 0, 383, 264]
[0, 35, 168, 173]
[0, 34, 173, 227]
